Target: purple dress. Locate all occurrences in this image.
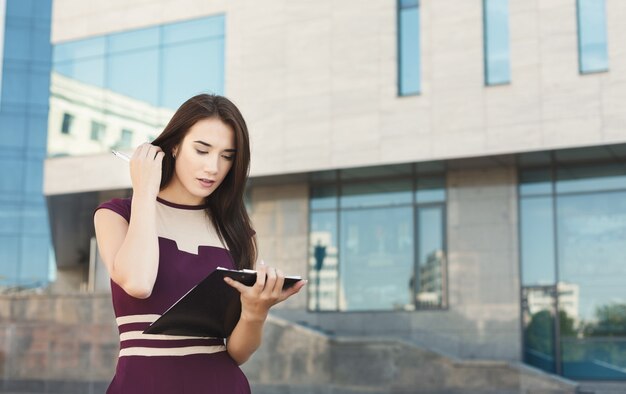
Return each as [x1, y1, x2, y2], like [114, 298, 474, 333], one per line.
[94, 196, 251, 394]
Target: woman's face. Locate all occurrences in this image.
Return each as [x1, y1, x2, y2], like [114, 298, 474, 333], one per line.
[172, 117, 236, 202]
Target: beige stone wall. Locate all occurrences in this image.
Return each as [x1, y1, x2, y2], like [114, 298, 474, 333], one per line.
[250, 183, 309, 310]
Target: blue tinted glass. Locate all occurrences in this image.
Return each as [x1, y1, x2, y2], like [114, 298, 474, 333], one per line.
[556, 164, 626, 194]
[577, 0, 609, 73]
[399, 6, 420, 95]
[341, 180, 413, 209]
[54, 36, 106, 62]
[162, 15, 225, 45]
[399, 0, 419, 8]
[339, 206, 414, 311]
[55, 57, 105, 88]
[20, 204, 49, 235]
[520, 169, 552, 196]
[0, 158, 24, 192]
[19, 235, 49, 286]
[4, 24, 31, 61]
[32, 26, 53, 63]
[161, 38, 224, 109]
[556, 192, 626, 379]
[416, 176, 446, 203]
[107, 49, 159, 105]
[484, 0, 511, 85]
[416, 206, 445, 307]
[0, 205, 21, 235]
[311, 185, 337, 210]
[308, 211, 339, 311]
[6, 0, 34, 17]
[0, 236, 19, 285]
[3, 67, 28, 104]
[520, 196, 555, 286]
[0, 113, 27, 148]
[24, 160, 43, 195]
[27, 113, 49, 151]
[108, 27, 159, 53]
[28, 70, 52, 106]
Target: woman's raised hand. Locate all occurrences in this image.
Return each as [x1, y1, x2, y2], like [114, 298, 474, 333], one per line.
[223, 260, 307, 323]
[130, 143, 165, 199]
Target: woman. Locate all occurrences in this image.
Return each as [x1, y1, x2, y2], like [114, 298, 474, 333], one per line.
[93, 94, 306, 393]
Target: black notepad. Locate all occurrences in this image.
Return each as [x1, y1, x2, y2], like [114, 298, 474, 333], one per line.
[143, 267, 302, 338]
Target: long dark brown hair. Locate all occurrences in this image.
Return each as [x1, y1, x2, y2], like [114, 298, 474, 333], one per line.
[151, 94, 256, 270]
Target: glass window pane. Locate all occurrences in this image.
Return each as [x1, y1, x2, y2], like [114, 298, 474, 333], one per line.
[484, 0, 511, 85]
[19, 235, 49, 287]
[577, 0, 609, 73]
[341, 180, 413, 209]
[416, 206, 445, 308]
[162, 15, 225, 45]
[161, 38, 224, 109]
[108, 27, 159, 53]
[310, 185, 337, 210]
[339, 206, 414, 311]
[55, 57, 105, 88]
[556, 164, 626, 194]
[520, 169, 552, 196]
[416, 176, 446, 203]
[0, 158, 23, 193]
[107, 48, 159, 105]
[556, 192, 626, 379]
[308, 211, 339, 311]
[0, 236, 19, 286]
[522, 287, 557, 373]
[340, 163, 413, 180]
[54, 36, 106, 63]
[398, 3, 420, 95]
[520, 196, 556, 286]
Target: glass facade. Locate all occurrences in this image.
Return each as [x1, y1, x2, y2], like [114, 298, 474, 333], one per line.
[0, 0, 53, 288]
[397, 0, 420, 96]
[49, 14, 225, 157]
[308, 163, 446, 311]
[577, 0, 609, 73]
[483, 0, 511, 85]
[520, 151, 626, 380]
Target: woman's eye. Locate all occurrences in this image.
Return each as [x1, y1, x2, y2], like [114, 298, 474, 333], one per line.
[196, 150, 208, 155]
[222, 155, 234, 161]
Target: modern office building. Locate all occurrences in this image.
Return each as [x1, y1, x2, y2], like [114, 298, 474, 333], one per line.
[4, 0, 626, 385]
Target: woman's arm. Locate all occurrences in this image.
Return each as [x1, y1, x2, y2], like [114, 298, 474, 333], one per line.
[93, 143, 164, 299]
[224, 261, 306, 365]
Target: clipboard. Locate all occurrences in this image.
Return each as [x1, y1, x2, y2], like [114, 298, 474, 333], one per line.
[143, 267, 302, 338]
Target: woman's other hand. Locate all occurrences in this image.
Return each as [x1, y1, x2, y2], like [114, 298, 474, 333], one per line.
[130, 143, 164, 199]
[223, 260, 306, 322]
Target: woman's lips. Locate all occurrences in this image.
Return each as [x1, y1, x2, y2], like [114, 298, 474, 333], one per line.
[198, 178, 215, 188]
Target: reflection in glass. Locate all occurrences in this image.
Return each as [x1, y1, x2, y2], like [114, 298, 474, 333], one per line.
[577, 0, 609, 73]
[308, 211, 339, 311]
[61, 113, 74, 135]
[556, 192, 626, 379]
[416, 206, 445, 307]
[520, 169, 552, 197]
[556, 164, 626, 194]
[310, 185, 337, 210]
[522, 287, 556, 373]
[340, 180, 412, 209]
[339, 207, 414, 311]
[49, 15, 225, 157]
[398, 0, 420, 95]
[416, 176, 446, 203]
[483, 0, 511, 85]
[90, 121, 106, 141]
[520, 196, 555, 286]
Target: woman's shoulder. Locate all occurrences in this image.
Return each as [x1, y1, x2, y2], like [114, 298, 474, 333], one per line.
[93, 197, 132, 223]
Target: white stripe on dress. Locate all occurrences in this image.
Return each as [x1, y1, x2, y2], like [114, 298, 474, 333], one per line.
[120, 330, 220, 342]
[119, 345, 226, 357]
[116, 314, 161, 326]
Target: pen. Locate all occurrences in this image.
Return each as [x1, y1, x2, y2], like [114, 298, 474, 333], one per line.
[111, 150, 130, 162]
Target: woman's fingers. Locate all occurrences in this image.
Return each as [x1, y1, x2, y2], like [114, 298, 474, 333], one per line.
[254, 260, 267, 291]
[271, 269, 285, 299]
[278, 280, 307, 302]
